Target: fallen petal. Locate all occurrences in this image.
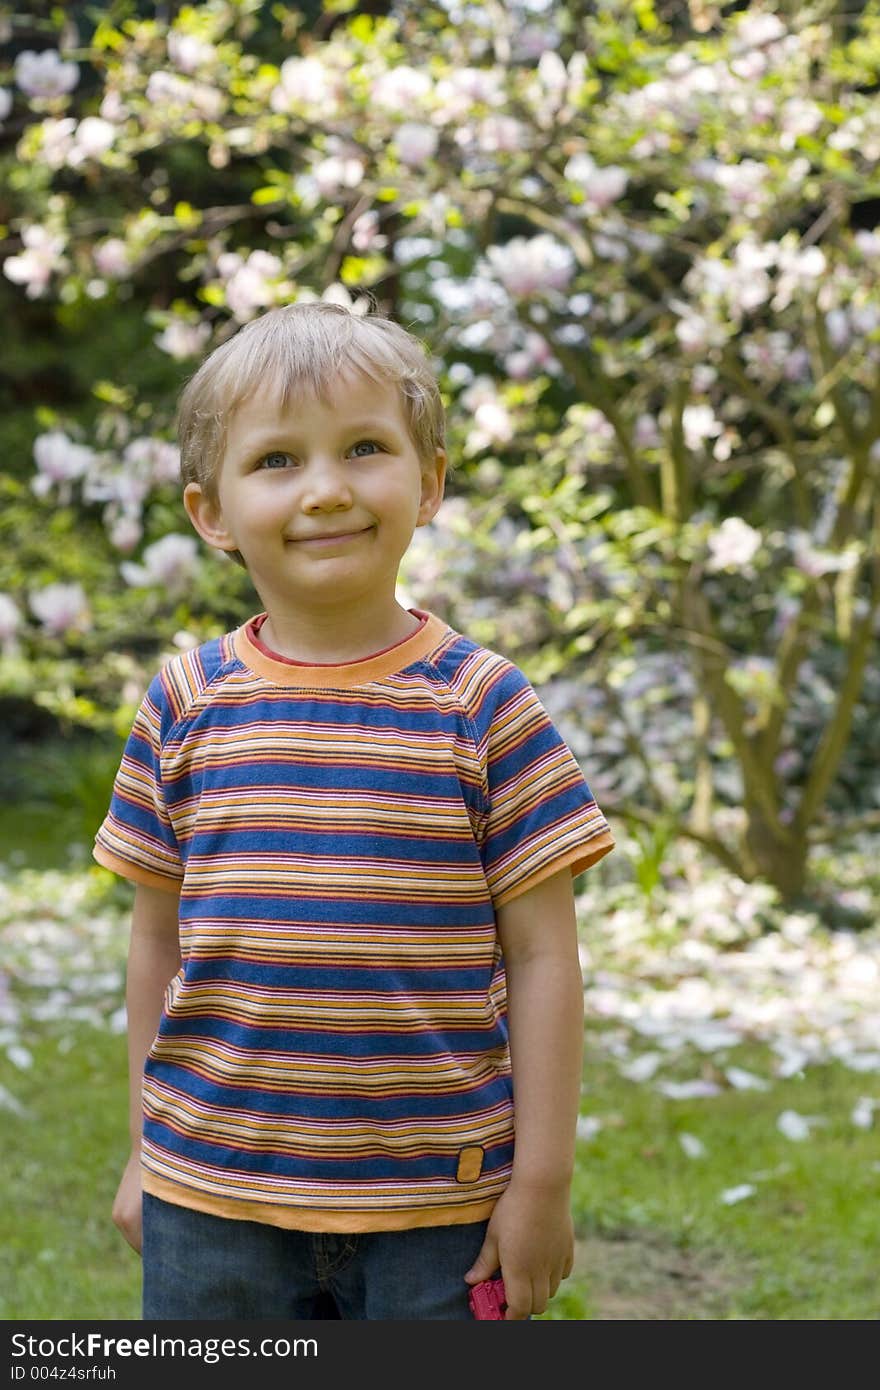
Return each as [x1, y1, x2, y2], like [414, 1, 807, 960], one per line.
[657, 1079, 723, 1099]
[577, 1115, 603, 1141]
[679, 1132, 706, 1158]
[726, 1066, 770, 1091]
[851, 1098, 876, 1130]
[620, 1051, 663, 1081]
[0, 1082, 26, 1116]
[720, 1183, 756, 1205]
[777, 1109, 812, 1141]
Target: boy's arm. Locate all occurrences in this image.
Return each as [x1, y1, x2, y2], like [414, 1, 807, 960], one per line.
[112, 881, 182, 1254]
[464, 867, 584, 1319]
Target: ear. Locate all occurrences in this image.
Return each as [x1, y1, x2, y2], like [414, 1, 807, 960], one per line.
[416, 448, 447, 527]
[183, 481, 239, 554]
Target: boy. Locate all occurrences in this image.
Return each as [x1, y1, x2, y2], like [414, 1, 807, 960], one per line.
[94, 301, 614, 1321]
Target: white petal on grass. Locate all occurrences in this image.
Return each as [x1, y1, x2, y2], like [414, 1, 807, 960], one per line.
[679, 1132, 706, 1158]
[851, 1097, 877, 1130]
[777, 1109, 825, 1141]
[620, 1051, 663, 1081]
[0, 1083, 26, 1116]
[576, 1115, 603, 1141]
[841, 1052, 880, 1074]
[726, 1066, 770, 1091]
[691, 1024, 743, 1052]
[773, 1046, 811, 1079]
[657, 1079, 723, 1099]
[720, 1183, 756, 1205]
[6, 1044, 33, 1069]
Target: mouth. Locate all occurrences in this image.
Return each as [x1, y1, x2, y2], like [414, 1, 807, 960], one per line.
[291, 527, 372, 546]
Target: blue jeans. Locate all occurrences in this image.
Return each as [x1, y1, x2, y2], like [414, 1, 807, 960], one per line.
[142, 1193, 489, 1320]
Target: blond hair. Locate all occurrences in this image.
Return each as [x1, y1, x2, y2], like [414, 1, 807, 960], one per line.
[176, 302, 447, 567]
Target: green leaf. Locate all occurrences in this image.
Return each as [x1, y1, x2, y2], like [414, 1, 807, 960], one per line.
[251, 186, 284, 206]
[91, 20, 126, 52]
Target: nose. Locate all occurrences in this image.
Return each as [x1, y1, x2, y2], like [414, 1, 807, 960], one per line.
[300, 456, 354, 512]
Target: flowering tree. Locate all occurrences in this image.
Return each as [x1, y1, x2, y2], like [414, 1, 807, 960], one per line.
[2, 0, 878, 902]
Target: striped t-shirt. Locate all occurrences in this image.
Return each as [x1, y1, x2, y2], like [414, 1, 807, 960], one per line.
[94, 608, 614, 1232]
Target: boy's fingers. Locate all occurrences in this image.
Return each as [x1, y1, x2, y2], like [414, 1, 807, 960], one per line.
[464, 1236, 500, 1284]
[503, 1275, 533, 1320]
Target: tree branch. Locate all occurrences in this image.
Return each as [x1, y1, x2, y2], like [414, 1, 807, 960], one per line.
[606, 801, 745, 877]
[794, 532, 880, 832]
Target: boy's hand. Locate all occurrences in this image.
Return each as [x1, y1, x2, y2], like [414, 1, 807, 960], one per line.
[112, 1151, 144, 1254]
[464, 1180, 574, 1319]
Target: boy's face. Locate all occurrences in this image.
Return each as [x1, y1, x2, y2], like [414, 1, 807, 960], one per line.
[183, 371, 446, 615]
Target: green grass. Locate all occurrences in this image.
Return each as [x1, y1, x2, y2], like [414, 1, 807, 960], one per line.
[2, 777, 878, 1320]
[568, 1041, 880, 1319]
[0, 1027, 140, 1319]
[1, 1026, 877, 1319]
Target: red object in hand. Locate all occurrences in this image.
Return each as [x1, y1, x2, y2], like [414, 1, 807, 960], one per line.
[468, 1276, 508, 1320]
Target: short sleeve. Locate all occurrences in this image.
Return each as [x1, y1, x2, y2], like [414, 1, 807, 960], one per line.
[93, 672, 184, 892]
[476, 662, 614, 907]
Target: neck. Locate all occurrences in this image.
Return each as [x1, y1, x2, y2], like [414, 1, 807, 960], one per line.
[258, 598, 420, 664]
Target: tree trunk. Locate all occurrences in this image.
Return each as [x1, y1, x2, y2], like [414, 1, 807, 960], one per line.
[741, 805, 808, 900]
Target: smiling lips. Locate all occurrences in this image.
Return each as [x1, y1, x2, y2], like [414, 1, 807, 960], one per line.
[293, 527, 371, 544]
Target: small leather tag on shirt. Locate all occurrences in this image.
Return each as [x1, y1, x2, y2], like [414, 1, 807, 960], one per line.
[456, 1146, 484, 1183]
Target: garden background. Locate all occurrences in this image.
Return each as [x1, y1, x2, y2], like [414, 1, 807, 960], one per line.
[1, 0, 879, 1319]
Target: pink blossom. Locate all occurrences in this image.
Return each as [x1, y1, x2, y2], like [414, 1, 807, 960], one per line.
[486, 234, 575, 297]
[459, 379, 515, 455]
[772, 243, 827, 311]
[216, 250, 286, 320]
[351, 211, 387, 254]
[791, 534, 860, 578]
[66, 117, 116, 166]
[711, 159, 771, 215]
[371, 67, 433, 113]
[564, 154, 628, 212]
[145, 71, 224, 121]
[854, 229, 880, 258]
[683, 405, 724, 453]
[3, 224, 67, 298]
[394, 123, 439, 167]
[29, 583, 90, 637]
[154, 319, 212, 359]
[123, 437, 181, 487]
[107, 513, 143, 553]
[504, 331, 555, 379]
[635, 414, 661, 449]
[32, 430, 94, 501]
[0, 594, 22, 647]
[780, 98, 823, 149]
[536, 51, 568, 94]
[99, 89, 127, 122]
[15, 50, 79, 99]
[93, 238, 131, 278]
[477, 116, 526, 154]
[703, 517, 756, 569]
[674, 310, 718, 355]
[446, 67, 504, 106]
[782, 347, 811, 382]
[271, 57, 340, 117]
[32, 117, 76, 169]
[825, 309, 850, 351]
[167, 32, 217, 73]
[516, 26, 559, 60]
[121, 534, 200, 591]
[314, 154, 365, 199]
[742, 332, 793, 379]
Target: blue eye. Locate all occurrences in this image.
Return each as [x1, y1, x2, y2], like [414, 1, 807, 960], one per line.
[259, 451, 294, 470]
[350, 440, 381, 457]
